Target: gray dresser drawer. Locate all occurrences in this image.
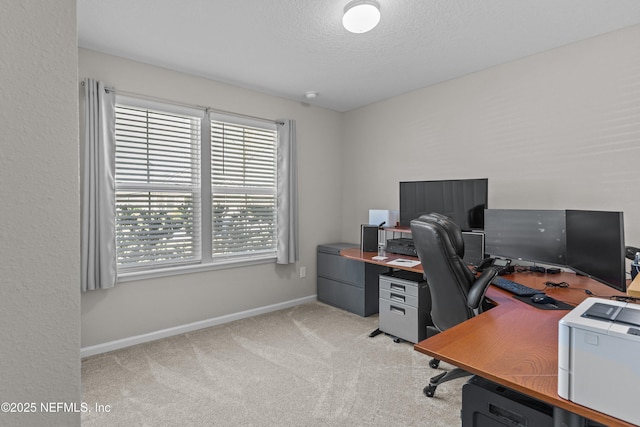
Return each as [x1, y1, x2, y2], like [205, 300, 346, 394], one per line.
[379, 275, 419, 297]
[317, 251, 364, 287]
[317, 277, 365, 315]
[379, 298, 420, 343]
[380, 288, 419, 307]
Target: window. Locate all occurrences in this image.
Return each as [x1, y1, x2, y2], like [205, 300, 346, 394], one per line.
[211, 116, 277, 259]
[114, 98, 278, 276]
[115, 102, 202, 271]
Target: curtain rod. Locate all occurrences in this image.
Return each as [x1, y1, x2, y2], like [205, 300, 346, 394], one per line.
[80, 80, 284, 126]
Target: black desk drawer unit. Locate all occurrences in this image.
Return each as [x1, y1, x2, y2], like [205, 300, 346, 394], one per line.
[317, 243, 389, 317]
[378, 271, 432, 343]
[462, 376, 554, 427]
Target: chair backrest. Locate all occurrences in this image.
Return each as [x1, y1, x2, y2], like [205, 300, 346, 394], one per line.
[416, 213, 477, 285]
[423, 212, 466, 258]
[410, 214, 475, 331]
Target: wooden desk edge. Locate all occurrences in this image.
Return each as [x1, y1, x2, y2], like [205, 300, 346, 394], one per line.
[340, 247, 423, 274]
[412, 343, 633, 427]
[413, 288, 635, 427]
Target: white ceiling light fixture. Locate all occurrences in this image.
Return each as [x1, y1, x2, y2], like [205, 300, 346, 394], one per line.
[342, 0, 381, 34]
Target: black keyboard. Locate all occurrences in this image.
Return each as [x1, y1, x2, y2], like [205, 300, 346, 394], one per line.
[491, 277, 539, 296]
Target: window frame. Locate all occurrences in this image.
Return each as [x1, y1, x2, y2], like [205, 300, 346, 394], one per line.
[209, 112, 278, 261]
[115, 96, 278, 282]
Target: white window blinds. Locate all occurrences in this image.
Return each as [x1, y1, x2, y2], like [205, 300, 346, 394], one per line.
[210, 117, 277, 258]
[112, 96, 281, 277]
[115, 104, 202, 269]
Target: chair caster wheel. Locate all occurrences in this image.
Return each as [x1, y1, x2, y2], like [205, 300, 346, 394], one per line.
[424, 384, 437, 397]
[393, 337, 401, 343]
[429, 359, 440, 369]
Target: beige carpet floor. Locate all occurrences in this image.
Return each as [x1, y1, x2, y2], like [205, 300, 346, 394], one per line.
[82, 301, 464, 426]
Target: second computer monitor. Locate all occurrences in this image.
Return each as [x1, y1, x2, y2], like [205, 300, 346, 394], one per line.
[565, 210, 626, 292]
[484, 209, 566, 266]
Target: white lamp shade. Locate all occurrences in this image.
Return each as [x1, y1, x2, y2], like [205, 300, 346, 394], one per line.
[343, 1, 380, 34]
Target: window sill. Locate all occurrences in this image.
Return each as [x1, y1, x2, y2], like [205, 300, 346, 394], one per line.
[117, 255, 276, 283]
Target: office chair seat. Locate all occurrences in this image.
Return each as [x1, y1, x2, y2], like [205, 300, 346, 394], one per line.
[410, 213, 498, 397]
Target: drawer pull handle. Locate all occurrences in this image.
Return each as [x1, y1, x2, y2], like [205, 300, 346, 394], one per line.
[390, 283, 405, 292]
[390, 305, 405, 315]
[390, 293, 405, 302]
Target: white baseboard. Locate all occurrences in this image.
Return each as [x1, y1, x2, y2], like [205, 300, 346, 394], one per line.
[81, 295, 317, 358]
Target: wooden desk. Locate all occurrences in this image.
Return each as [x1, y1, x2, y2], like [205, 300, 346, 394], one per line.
[340, 248, 634, 426]
[414, 271, 634, 427]
[340, 247, 423, 274]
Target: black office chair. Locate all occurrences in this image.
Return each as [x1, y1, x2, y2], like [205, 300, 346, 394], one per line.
[410, 213, 499, 397]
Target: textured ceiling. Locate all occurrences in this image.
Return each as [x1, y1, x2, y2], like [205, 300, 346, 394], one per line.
[77, 0, 640, 112]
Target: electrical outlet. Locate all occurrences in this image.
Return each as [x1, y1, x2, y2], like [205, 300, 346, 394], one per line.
[299, 266, 306, 278]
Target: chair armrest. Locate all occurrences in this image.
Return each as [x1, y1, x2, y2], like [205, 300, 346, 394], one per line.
[467, 267, 499, 310]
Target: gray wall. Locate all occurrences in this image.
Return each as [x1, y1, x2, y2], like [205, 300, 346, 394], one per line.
[81, 23, 640, 350]
[0, 1, 80, 426]
[79, 49, 344, 348]
[341, 24, 640, 249]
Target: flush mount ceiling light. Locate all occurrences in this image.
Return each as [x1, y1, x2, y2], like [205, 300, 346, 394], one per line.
[342, 0, 380, 34]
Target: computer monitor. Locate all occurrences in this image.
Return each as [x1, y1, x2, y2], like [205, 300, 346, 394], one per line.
[399, 178, 488, 230]
[484, 209, 566, 267]
[566, 210, 626, 293]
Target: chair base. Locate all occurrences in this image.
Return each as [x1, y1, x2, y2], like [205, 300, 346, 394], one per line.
[424, 367, 472, 397]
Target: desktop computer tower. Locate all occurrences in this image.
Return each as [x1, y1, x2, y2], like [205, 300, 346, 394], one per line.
[462, 376, 553, 427]
[360, 224, 379, 252]
[462, 231, 485, 266]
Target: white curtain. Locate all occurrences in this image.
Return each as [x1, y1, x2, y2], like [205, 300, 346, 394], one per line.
[80, 79, 117, 291]
[276, 119, 299, 264]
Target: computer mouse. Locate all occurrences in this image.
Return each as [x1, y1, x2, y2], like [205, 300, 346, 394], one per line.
[530, 293, 556, 305]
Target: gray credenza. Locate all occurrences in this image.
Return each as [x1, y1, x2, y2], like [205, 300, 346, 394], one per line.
[317, 243, 389, 317]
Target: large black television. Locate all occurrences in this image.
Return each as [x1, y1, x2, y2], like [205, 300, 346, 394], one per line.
[566, 210, 626, 293]
[399, 178, 488, 230]
[484, 209, 567, 267]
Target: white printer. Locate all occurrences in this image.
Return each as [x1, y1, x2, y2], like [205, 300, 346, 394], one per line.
[558, 297, 640, 425]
